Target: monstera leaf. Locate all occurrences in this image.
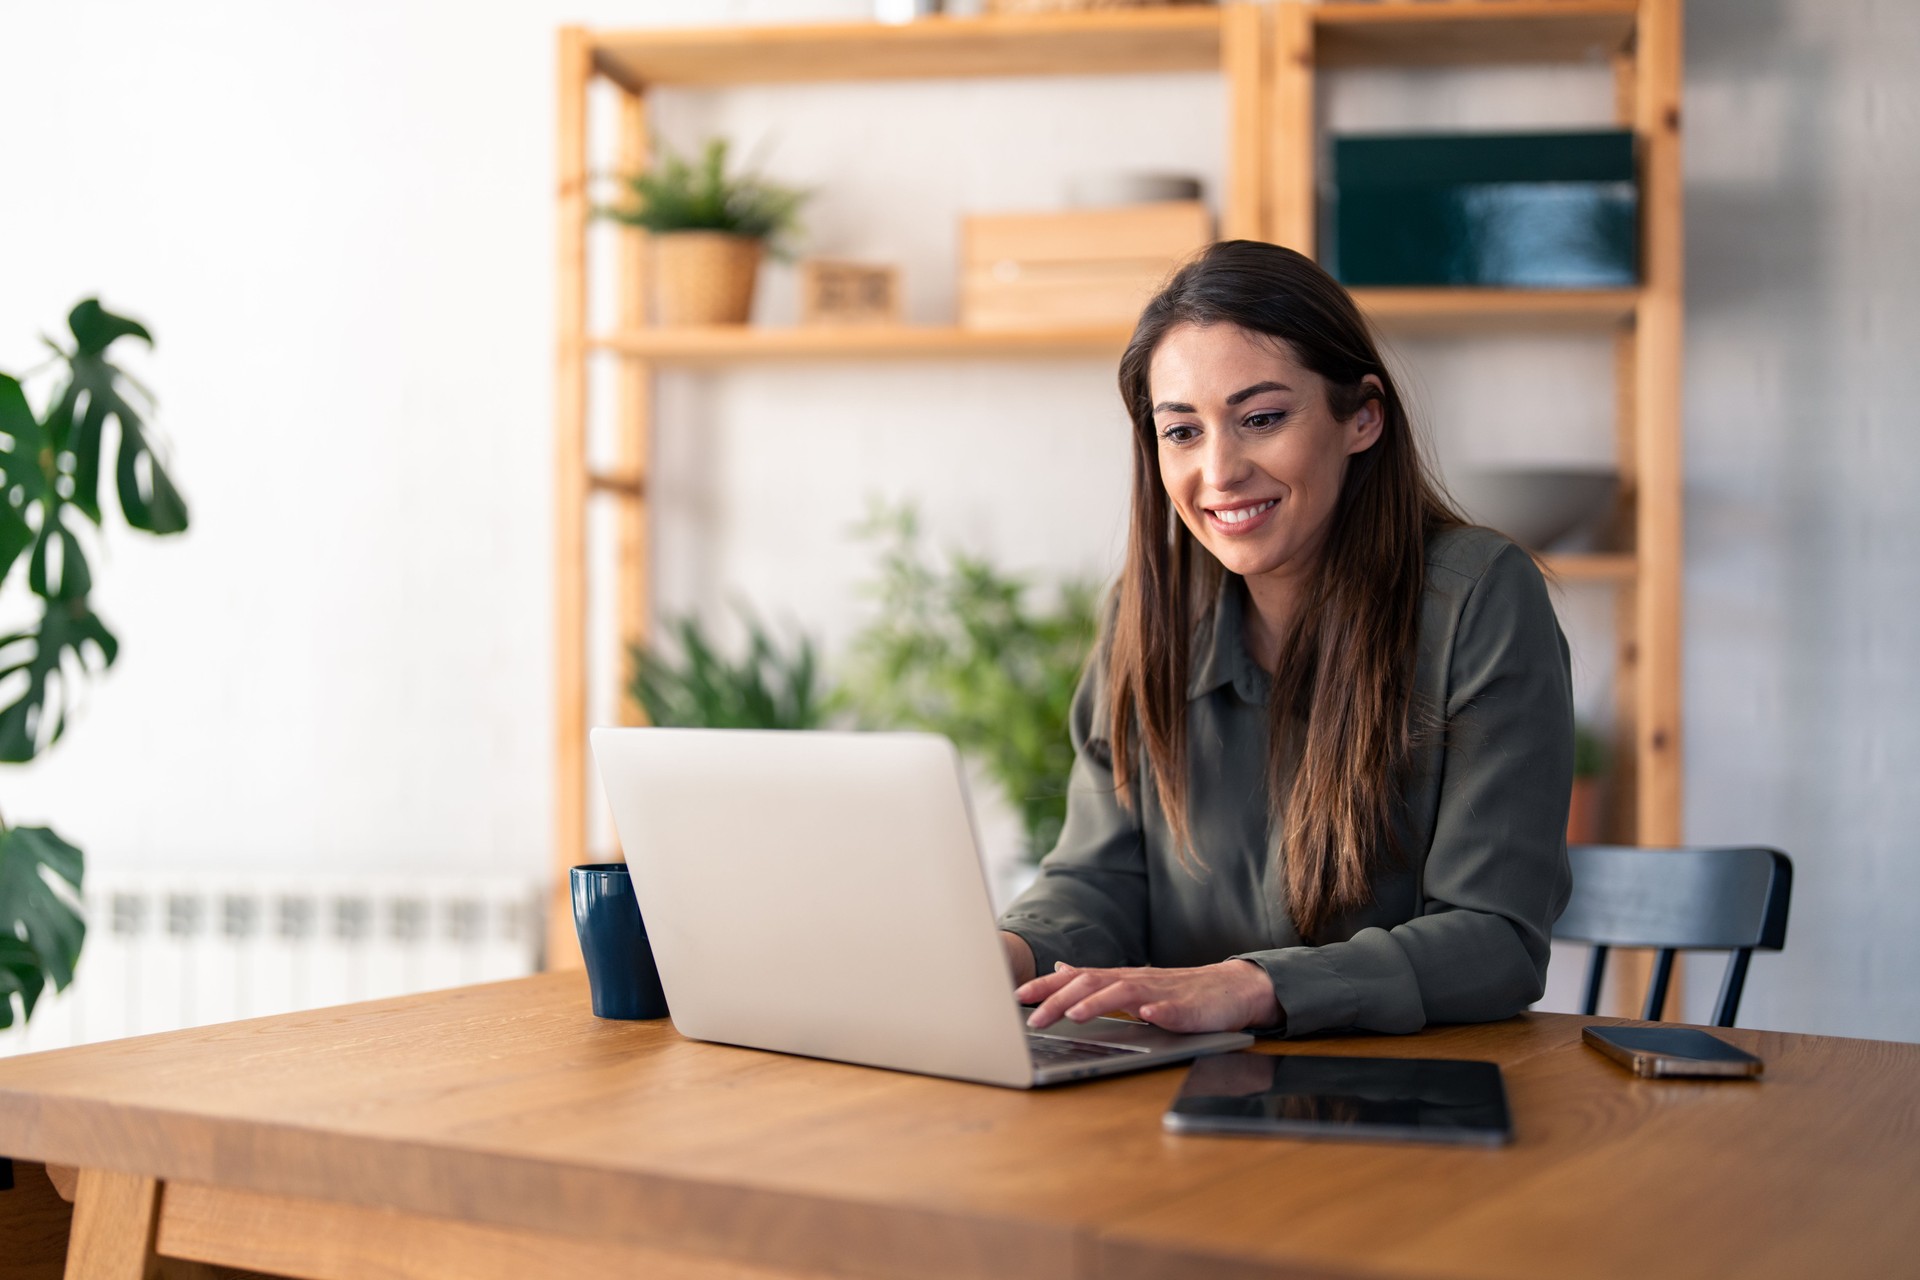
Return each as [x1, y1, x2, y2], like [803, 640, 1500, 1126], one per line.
[42, 300, 187, 534]
[0, 376, 42, 588]
[0, 600, 119, 762]
[0, 825, 85, 1028]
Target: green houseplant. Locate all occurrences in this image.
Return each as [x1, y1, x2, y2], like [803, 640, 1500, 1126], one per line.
[629, 607, 830, 731]
[843, 504, 1100, 863]
[0, 299, 188, 1029]
[1567, 723, 1608, 845]
[599, 135, 812, 326]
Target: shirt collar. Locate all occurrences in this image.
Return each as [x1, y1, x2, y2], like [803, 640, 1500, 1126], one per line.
[1187, 573, 1271, 706]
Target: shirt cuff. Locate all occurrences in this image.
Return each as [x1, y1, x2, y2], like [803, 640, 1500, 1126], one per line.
[1233, 928, 1427, 1037]
[999, 919, 1074, 985]
[1231, 945, 1362, 1038]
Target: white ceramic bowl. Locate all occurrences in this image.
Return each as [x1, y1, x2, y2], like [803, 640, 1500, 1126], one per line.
[1065, 172, 1205, 208]
[1444, 465, 1619, 551]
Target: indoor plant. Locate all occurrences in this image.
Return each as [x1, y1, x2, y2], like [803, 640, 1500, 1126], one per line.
[629, 606, 829, 730]
[1568, 723, 1608, 845]
[0, 300, 188, 1029]
[600, 136, 811, 326]
[842, 503, 1099, 863]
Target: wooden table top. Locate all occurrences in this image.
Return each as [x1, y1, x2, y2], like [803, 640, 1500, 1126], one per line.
[0, 971, 1913, 1280]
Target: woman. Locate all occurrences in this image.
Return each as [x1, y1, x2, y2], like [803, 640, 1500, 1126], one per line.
[1000, 240, 1574, 1038]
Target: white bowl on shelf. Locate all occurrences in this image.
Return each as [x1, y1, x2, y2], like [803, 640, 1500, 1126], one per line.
[1444, 465, 1618, 552]
[1065, 172, 1204, 208]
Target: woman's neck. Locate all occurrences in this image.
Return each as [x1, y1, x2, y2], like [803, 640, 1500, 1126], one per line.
[1240, 560, 1317, 673]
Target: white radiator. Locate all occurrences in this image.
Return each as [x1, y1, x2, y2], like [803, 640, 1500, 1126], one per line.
[0, 871, 545, 1057]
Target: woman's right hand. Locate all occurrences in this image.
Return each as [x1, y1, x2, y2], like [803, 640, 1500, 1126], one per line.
[1000, 931, 1037, 987]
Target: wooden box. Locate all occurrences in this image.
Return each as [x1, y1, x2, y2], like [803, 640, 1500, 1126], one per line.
[959, 201, 1214, 330]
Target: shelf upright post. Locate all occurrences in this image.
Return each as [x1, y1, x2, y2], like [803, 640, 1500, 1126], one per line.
[1597, 0, 1685, 1018]
[1609, 16, 1643, 850]
[1631, 0, 1686, 854]
[551, 27, 593, 969]
[616, 89, 653, 729]
[1268, 1, 1317, 255]
[1223, 2, 1269, 243]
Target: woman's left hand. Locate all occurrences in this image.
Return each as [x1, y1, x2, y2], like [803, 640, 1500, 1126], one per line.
[1017, 959, 1280, 1034]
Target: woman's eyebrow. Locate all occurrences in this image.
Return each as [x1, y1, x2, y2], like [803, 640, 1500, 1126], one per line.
[1152, 381, 1293, 415]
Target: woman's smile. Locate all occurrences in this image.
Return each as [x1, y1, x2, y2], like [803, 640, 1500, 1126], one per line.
[1205, 497, 1280, 535]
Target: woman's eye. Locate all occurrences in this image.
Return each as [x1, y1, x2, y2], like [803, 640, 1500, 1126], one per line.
[1245, 411, 1288, 431]
[1158, 424, 1199, 444]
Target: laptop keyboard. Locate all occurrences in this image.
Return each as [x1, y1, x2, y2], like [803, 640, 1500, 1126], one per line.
[1026, 1034, 1151, 1066]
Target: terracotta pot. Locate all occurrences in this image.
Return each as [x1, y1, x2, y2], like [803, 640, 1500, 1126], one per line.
[1567, 775, 1602, 845]
[650, 231, 764, 326]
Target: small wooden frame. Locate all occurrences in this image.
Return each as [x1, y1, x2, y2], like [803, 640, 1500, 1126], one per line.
[798, 259, 902, 326]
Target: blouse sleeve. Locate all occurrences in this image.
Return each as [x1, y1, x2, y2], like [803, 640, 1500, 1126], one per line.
[996, 625, 1151, 976]
[1232, 543, 1576, 1036]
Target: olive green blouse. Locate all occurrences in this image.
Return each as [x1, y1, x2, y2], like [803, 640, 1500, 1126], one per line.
[998, 526, 1575, 1038]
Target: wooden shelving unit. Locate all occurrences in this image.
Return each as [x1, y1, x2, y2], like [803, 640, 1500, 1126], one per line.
[589, 324, 1135, 364]
[552, 1, 1685, 982]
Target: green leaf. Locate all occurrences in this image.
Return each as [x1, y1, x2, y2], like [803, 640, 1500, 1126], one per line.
[0, 825, 86, 1028]
[26, 515, 92, 602]
[67, 299, 152, 357]
[0, 935, 45, 1028]
[58, 353, 190, 536]
[629, 605, 830, 731]
[0, 374, 36, 446]
[0, 601, 120, 762]
[0, 378, 41, 587]
[116, 416, 190, 534]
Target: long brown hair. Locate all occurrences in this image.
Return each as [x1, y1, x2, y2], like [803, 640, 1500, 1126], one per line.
[1108, 240, 1464, 940]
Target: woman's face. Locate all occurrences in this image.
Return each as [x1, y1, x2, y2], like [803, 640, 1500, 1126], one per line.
[1148, 321, 1383, 589]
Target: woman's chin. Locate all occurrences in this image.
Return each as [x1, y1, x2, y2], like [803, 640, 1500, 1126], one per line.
[1204, 539, 1282, 579]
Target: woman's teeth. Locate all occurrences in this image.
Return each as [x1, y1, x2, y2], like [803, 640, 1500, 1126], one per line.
[1213, 500, 1276, 525]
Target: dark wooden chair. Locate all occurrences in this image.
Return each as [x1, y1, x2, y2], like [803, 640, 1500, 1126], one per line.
[1554, 845, 1793, 1027]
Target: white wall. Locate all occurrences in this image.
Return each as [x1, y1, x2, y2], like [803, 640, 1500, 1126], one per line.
[1, 0, 1913, 1039]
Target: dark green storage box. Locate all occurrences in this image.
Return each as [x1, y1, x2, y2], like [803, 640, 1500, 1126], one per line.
[1327, 131, 1638, 288]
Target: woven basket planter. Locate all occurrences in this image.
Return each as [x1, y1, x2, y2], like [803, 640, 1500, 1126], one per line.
[651, 231, 765, 326]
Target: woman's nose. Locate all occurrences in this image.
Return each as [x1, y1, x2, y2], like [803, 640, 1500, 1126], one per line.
[1198, 428, 1251, 491]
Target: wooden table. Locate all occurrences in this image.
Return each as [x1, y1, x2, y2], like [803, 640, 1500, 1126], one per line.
[0, 971, 1913, 1280]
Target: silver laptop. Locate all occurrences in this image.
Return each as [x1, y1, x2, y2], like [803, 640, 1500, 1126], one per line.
[590, 727, 1253, 1088]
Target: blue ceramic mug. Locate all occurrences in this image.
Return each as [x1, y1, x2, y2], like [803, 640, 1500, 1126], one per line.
[570, 863, 670, 1020]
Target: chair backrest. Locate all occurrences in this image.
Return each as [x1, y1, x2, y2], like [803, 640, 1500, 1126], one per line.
[1553, 845, 1792, 1027]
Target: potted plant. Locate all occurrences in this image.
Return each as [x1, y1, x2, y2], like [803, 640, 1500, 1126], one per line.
[628, 606, 829, 730]
[1568, 724, 1607, 845]
[0, 300, 188, 1030]
[599, 136, 811, 326]
[842, 503, 1100, 867]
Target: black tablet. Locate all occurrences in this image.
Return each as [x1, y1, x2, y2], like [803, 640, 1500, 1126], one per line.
[1162, 1052, 1513, 1147]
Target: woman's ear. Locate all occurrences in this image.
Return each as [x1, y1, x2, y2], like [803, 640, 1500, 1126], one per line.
[1346, 374, 1386, 455]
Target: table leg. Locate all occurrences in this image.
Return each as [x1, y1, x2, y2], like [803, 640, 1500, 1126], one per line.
[64, 1169, 161, 1280]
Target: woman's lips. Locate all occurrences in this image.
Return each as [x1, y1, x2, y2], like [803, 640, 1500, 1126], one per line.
[1204, 498, 1278, 536]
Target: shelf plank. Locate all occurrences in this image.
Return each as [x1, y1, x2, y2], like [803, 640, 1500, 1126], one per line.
[1355, 287, 1639, 333]
[594, 324, 1133, 363]
[1314, 0, 1638, 68]
[590, 9, 1226, 90]
[1537, 552, 1636, 583]
[594, 289, 1637, 364]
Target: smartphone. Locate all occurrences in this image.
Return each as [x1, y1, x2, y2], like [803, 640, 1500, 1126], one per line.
[1582, 1025, 1763, 1078]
